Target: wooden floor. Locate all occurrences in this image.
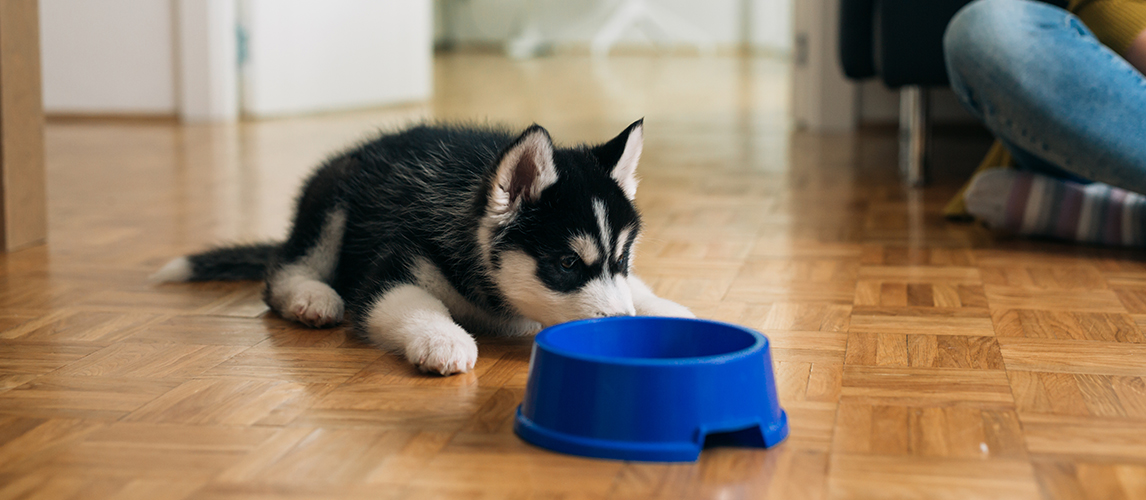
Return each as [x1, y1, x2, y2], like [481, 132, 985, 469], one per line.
[2, 52, 1145, 499]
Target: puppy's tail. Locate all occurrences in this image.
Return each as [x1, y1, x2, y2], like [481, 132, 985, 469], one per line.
[151, 242, 280, 283]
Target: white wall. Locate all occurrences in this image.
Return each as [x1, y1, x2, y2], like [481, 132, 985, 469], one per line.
[40, 0, 178, 114]
[749, 0, 792, 51]
[241, 0, 433, 117]
[437, 0, 793, 52]
[40, 0, 433, 119]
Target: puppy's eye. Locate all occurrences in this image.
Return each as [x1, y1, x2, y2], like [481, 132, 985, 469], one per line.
[618, 253, 630, 269]
[560, 255, 579, 270]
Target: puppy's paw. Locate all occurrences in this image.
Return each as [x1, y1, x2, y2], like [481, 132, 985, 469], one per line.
[406, 329, 478, 376]
[285, 281, 344, 328]
[637, 297, 696, 319]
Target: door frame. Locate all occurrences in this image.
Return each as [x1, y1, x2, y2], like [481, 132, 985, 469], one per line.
[0, 0, 47, 251]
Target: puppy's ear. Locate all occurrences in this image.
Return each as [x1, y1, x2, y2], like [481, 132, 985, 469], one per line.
[591, 119, 642, 200]
[489, 125, 559, 217]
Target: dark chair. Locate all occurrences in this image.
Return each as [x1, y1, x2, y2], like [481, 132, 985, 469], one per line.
[838, 0, 1067, 185]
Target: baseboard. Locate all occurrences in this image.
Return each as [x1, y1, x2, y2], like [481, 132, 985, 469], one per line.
[46, 113, 179, 124]
[436, 42, 790, 58]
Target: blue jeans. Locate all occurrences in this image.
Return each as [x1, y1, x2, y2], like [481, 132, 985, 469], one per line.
[943, 0, 1146, 192]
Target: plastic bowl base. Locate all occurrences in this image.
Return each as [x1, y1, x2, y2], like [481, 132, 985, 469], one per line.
[514, 407, 789, 462]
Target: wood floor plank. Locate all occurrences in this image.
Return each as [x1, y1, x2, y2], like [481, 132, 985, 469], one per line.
[985, 286, 1128, 313]
[857, 266, 982, 284]
[53, 342, 247, 379]
[294, 385, 500, 431]
[123, 378, 315, 426]
[1022, 413, 1146, 462]
[200, 346, 382, 384]
[846, 333, 1004, 370]
[0, 418, 106, 472]
[981, 264, 1108, 290]
[998, 338, 1146, 376]
[832, 402, 1026, 459]
[848, 307, 995, 336]
[0, 340, 103, 391]
[759, 303, 852, 332]
[0, 310, 162, 343]
[34, 422, 276, 480]
[840, 366, 1014, 408]
[0, 376, 183, 420]
[828, 455, 1040, 500]
[992, 309, 1145, 342]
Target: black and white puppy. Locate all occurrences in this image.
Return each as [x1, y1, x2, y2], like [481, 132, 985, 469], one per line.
[154, 120, 693, 375]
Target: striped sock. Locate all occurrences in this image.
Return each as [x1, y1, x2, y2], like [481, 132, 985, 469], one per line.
[963, 168, 1146, 246]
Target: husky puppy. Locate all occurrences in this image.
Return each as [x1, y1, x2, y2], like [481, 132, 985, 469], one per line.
[154, 120, 693, 375]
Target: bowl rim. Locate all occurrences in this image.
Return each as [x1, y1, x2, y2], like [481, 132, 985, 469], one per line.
[533, 316, 768, 366]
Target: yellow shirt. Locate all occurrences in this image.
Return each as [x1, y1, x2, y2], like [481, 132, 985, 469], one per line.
[945, 0, 1146, 219]
[1073, 0, 1146, 54]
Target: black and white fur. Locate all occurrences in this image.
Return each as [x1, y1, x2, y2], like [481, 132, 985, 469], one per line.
[153, 120, 693, 375]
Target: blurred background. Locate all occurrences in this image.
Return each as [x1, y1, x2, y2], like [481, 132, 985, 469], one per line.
[34, 0, 976, 127]
[0, 0, 995, 252]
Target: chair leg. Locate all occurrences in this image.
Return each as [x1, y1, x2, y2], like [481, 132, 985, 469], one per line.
[899, 86, 929, 187]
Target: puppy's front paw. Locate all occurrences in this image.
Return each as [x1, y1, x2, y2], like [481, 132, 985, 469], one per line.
[286, 281, 344, 328]
[637, 297, 696, 319]
[406, 329, 478, 376]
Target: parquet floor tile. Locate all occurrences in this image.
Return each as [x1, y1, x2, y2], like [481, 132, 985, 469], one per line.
[985, 286, 1128, 313]
[998, 338, 1146, 376]
[32, 423, 278, 480]
[2, 52, 1142, 498]
[1022, 413, 1146, 462]
[845, 333, 1004, 369]
[828, 455, 1041, 500]
[0, 376, 184, 420]
[833, 403, 1026, 458]
[1010, 371, 1146, 418]
[993, 309, 1145, 342]
[1032, 460, 1146, 500]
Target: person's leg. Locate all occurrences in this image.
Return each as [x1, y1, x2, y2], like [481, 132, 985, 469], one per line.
[999, 138, 1090, 184]
[963, 168, 1146, 246]
[944, 0, 1146, 245]
[944, 0, 1146, 191]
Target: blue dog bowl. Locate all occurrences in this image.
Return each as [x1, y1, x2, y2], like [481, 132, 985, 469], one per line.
[514, 316, 788, 462]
